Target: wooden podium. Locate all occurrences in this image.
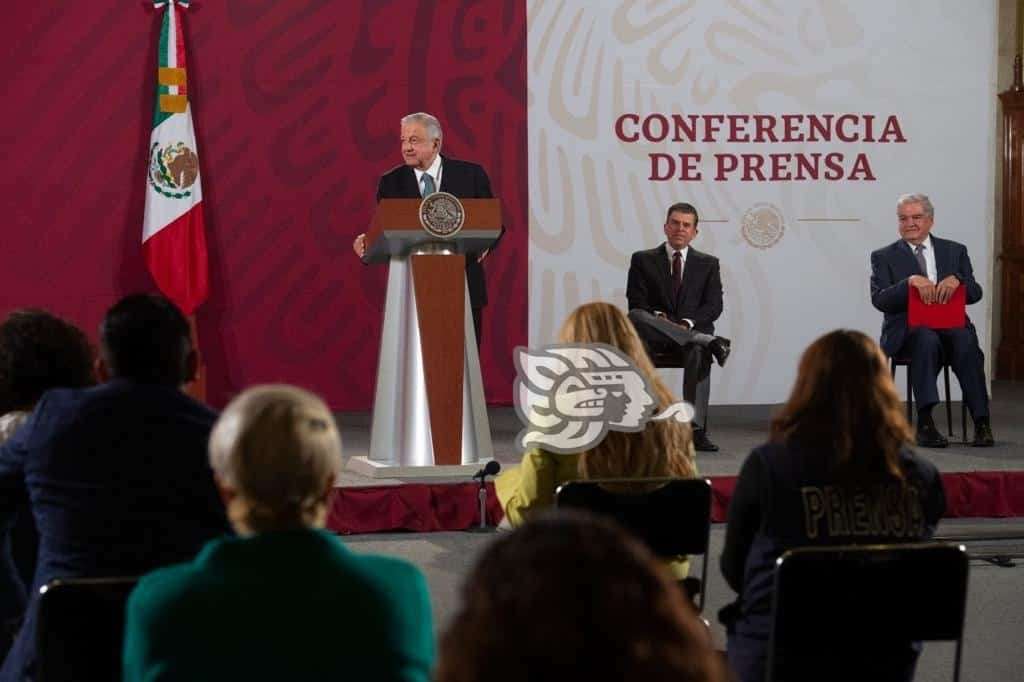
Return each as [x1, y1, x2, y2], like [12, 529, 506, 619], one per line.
[347, 197, 501, 477]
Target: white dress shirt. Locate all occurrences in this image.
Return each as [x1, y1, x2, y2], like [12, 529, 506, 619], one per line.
[664, 243, 690, 269]
[905, 235, 937, 283]
[413, 154, 443, 197]
[663, 243, 693, 327]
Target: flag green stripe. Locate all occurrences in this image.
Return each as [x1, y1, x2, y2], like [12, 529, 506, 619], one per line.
[152, 6, 172, 128]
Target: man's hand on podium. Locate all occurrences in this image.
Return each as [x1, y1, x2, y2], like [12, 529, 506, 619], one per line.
[935, 275, 960, 304]
[909, 275, 937, 305]
[353, 233, 366, 259]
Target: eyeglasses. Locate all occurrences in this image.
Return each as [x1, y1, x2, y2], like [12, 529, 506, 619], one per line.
[898, 214, 928, 223]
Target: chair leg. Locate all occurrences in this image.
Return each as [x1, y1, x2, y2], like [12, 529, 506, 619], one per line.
[905, 365, 913, 425]
[943, 364, 954, 439]
[702, 364, 712, 433]
[962, 402, 969, 444]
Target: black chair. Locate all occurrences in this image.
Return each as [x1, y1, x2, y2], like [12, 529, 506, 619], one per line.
[554, 477, 712, 611]
[766, 543, 969, 682]
[889, 354, 968, 443]
[36, 576, 139, 682]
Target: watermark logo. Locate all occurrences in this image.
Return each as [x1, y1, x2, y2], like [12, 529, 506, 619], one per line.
[513, 343, 694, 454]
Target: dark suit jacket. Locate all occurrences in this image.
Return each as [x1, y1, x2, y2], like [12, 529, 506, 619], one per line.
[626, 244, 724, 334]
[376, 155, 500, 309]
[869, 236, 983, 356]
[0, 379, 229, 681]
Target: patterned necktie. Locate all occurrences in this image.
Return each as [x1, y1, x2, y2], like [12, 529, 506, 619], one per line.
[672, 251, 682, 299]
[914, 244, 928, 278]
[421, 173, 436, 197]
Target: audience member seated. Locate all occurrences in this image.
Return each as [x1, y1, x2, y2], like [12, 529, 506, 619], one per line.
[719, 329, 946, 682]
[122, 384, 435, 682]
[0, 294, 229, 681]
[495, 301, 697, 576]
[0, 309, 94, 661]
[436, 510, 726, 682]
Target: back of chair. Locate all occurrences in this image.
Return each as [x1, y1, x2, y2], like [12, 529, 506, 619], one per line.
[36, 576, 139, 682]
[767, 543, 968, 682]
[555, 478, 712, 609]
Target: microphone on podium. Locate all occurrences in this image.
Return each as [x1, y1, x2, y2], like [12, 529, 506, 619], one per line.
[473, 460, 501, 482]
[469, 461, 501, 532]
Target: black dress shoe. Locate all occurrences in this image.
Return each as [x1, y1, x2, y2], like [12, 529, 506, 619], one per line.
[915, 421, 949, 448]
[973, 421, 995, 447]
[693, 427, 719, 452]
[709, 337, 731, 368]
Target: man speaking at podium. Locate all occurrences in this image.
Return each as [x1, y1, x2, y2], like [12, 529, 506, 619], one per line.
[352, 112, 500, 346]
[870, 193, 994, 448]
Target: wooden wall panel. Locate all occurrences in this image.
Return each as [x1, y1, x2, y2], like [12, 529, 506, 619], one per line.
[998, 87, 1024, 380]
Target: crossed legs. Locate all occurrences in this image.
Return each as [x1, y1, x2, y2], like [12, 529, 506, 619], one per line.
[627, 309, 716, 430]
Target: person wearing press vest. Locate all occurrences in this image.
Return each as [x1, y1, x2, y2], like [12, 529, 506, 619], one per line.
[719, 329, 946, 681]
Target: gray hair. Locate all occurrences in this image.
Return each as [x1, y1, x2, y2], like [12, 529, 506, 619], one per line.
[896, 193, 934, 218]
[401, 112, 442, 142]
[209, 384, 342, 533]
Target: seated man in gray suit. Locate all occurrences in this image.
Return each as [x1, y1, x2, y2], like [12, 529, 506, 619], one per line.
[626, 202, 730, 452]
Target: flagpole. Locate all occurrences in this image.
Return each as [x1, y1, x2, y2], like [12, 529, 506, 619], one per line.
[144, 0, 210, 403]
[185, 314, 206, 402]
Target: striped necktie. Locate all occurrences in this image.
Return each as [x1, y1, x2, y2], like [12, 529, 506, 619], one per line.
[914, 244, 928, 278]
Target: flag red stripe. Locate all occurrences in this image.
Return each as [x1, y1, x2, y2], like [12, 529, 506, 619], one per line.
[143, 204, 208, 315]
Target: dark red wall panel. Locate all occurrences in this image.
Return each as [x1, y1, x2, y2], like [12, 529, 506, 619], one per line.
[2, 0, 527, 409]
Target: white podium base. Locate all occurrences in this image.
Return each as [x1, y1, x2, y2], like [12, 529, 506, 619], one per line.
[346, 455, 492, 480]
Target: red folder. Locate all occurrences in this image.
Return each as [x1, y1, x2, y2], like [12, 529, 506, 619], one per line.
[908, 284, 965, 329]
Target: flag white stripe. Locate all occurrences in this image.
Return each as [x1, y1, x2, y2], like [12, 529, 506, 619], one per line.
[142, 103, 203, 243]
[166, 2, 177, 70]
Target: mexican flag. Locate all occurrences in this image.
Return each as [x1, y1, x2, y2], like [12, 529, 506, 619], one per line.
[143, 0, 208, 315]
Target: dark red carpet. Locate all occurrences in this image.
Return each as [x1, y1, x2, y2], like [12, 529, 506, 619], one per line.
[326, 471, 1024, 534]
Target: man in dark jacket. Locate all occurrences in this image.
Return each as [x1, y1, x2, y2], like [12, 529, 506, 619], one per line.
[870, 193, 993, 447]
[626, 202, 730, 451]
[353, 112, 501, 346]
[0, 294, 229, 681]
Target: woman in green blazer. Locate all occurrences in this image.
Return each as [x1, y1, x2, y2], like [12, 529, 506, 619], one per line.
[122, 385, 434, 682]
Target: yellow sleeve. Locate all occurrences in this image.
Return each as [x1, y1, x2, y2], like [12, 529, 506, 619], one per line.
[494, 449, 575, 527]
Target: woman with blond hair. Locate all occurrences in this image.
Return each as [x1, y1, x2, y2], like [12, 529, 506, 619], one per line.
[495, 302, 697, 574]
[123, 385, 434, 682]
[720, 329, 946, 681]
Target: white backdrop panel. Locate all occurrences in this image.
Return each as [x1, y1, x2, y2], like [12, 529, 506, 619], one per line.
[528, 0, 997, 404]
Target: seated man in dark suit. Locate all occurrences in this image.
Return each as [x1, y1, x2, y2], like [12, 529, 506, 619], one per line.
[870, 193, 994, 448]
[0, 294, 229, 681]
[626, 202, 730, 452]
[352, 111, 502, 346]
